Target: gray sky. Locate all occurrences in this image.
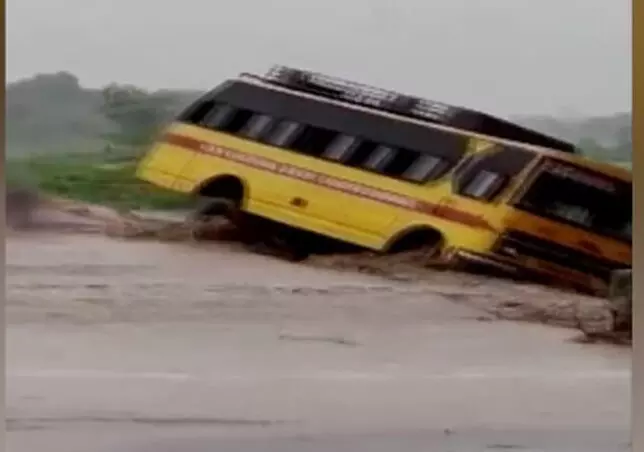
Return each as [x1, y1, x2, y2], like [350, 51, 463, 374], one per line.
[7, 0, 631, 117]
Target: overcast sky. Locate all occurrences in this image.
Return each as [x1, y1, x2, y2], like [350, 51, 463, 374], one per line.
[7, 0, 631, 117]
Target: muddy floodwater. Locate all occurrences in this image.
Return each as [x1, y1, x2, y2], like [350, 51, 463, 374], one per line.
[5, 204, 632, 452]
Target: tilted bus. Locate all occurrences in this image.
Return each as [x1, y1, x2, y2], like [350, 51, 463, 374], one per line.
[136, 65, 632, 295]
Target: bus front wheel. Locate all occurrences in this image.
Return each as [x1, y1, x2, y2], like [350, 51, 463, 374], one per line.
[188, 197, 237, 223]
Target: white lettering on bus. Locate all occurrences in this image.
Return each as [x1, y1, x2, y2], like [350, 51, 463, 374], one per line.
[198, 142, 418, 209]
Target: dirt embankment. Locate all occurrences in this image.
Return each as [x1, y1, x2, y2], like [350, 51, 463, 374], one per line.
[6, 191, 630, 345]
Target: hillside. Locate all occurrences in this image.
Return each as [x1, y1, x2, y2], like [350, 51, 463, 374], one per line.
[6, 72, 632, 163]
[512, 113, 632, 163]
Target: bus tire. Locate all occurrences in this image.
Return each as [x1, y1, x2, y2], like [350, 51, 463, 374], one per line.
[188, 197, 237, 223]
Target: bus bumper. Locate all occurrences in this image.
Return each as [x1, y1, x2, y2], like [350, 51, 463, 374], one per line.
[449, 248, 606, 294]
[449, 249, 521, 274]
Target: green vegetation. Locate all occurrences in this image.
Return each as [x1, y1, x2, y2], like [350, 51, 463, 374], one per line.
[6, 73, 200, 210]
[6, 71, 631, 211]
[7, 151, 190, 210]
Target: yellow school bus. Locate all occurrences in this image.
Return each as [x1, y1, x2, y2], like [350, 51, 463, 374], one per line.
[136, 66, 631, 295]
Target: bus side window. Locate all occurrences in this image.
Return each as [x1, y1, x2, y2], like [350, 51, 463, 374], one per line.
[178, 99, 216, 125]
[323, 135, 378, 166]
[199, 103, 255, 134]
[238, 114, 276, 140]
[217, 108, 255, 134]
[362, 145, 397, 171]
[323, 134, 360, 161]
[402, 155, 449, 183]
[262, 120, 303, 148]
[459, 170, 507, 201]
[383, 148, 421, 178]
[345, 140, 380, 166]
[452, 155, 508, 202]
[452, 146, 535, 202]
[202, 104, 237, 128]
[452, 154, 481, 183]
[289, 126, 339, 157]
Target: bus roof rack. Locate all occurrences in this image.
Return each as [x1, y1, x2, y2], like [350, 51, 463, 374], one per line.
[263, 65, 454, 123]
[255, 65, 578, 154]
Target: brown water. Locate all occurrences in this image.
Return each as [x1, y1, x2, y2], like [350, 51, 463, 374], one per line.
[6, 199, 631, 452]
[6, 197, 617, 335]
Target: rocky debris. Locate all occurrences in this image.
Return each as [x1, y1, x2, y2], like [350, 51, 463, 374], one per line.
[577, 269, 631, 345]
[309, 252, 619, 338]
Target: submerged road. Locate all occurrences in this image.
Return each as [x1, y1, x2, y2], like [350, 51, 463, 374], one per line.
[6, 232, 632, 451]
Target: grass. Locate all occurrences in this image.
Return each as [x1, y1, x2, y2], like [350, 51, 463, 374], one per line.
[7, 150, 191, 211]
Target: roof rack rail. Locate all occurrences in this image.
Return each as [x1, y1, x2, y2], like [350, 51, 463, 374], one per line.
[261, 65, 454, 123]
[243, 65, 577, 154]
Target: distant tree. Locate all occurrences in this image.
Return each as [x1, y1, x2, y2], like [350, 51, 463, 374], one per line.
[6, 72, 202, 157]
[6, 72, 111, 155]
[100, 84, 178, 148]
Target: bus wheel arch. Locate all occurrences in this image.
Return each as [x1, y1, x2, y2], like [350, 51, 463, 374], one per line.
[190, 175, 248, 221]
[385, 226, 446, 256]
[193, 174, 247, 205]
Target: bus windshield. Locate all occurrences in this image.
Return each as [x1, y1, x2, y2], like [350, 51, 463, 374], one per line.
[514, 160, 632, 243]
